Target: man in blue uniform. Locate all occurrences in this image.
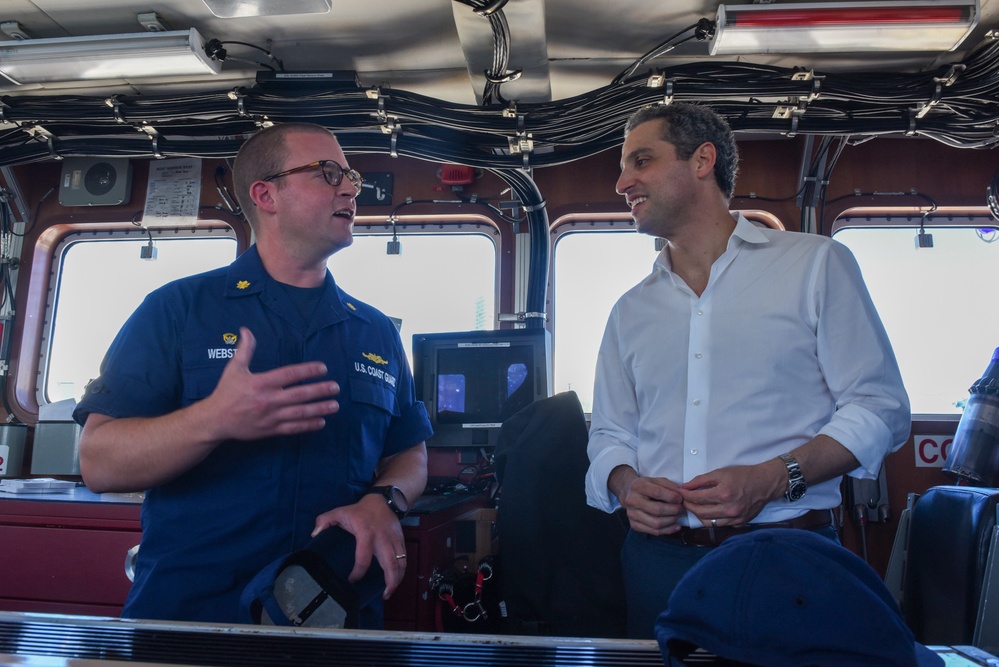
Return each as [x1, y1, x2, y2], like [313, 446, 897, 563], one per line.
[74, 122, 431, 627]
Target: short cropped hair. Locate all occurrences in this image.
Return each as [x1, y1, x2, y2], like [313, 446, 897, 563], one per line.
[232, 123, 336, 226]
[625, 103, 739, 199]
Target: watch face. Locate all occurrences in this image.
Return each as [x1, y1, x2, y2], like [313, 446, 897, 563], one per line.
[788, 482, 807, 502]
[389, 486, 409, 513]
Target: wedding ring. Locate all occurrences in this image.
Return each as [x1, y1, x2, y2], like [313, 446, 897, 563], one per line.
[395, 554, 407, 559]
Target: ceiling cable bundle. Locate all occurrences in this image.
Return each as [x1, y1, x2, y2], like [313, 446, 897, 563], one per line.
[0, 38, 996, 168]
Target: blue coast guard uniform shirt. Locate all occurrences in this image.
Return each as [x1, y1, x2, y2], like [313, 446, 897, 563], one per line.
[73, 245, 432, 623]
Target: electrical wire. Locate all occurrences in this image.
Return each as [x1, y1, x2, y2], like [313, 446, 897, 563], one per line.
[6, 186, 53, 238]
[384, 193, 524, 226]
[988, 169, 999, 221]
[204, 39, 284, 72]
[213, 165, 241, 216]
[0, 191, 18, 420]
[0, 194, 12, 311]
[612, 19, 716, 85]
[453, 0, 520, 106]
[490, 167, 547, 327]
[1, 37, 996, 169]
[815, 136, 851, 236]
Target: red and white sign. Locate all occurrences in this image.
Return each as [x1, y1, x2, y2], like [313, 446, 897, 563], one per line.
[914, 435, 953, 468]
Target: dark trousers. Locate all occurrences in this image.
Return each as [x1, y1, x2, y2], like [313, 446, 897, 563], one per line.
[621, 525, 840, 639]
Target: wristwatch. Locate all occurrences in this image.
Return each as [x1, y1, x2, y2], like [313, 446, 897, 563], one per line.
[779, 453, 807, 502]
[365, 485, 410, 519]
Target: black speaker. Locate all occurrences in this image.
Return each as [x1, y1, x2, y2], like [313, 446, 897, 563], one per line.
[59, 158, 132, 206]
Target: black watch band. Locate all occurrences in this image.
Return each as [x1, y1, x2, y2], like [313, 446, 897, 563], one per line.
[365, 485, 409, 519]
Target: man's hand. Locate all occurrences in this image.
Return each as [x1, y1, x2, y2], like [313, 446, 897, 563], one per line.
[610, 465, 685, 536]
[312, 495, 408, 599]
[79, 326, 342, 493]
[679, 459, 786, 527]
[205, 327, 341, 442]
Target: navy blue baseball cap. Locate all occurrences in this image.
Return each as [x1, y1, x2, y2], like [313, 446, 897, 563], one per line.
[656, 528, 943, 667]
[240, 526, 385, 629]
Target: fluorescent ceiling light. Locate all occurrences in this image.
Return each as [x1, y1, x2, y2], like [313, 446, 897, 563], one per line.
[201, 0, 331, 19]
[709, 0, 980, 55]
[0, 28, 220, 86]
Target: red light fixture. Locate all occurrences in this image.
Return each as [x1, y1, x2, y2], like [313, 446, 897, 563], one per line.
[709, 0, 980, 55]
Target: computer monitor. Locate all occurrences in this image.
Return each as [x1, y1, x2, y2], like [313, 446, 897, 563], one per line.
[412, 328, 552, 449]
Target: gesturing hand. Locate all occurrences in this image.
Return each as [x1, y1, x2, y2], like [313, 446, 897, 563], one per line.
[205, 327, 341, 442]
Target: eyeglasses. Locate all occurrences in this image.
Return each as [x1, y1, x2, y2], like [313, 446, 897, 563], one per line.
[263, 160, 364, 193]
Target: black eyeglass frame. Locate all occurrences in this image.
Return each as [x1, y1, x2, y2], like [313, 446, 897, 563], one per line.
[263, 160, 364, 193]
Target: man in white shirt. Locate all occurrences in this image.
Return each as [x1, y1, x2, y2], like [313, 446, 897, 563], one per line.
[584, 103, 910, 638]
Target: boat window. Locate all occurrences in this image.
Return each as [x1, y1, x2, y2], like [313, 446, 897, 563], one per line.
[551, 225, 658, 413]
[833, 211, 999, 417]
[330, 219, 499, 365]
[42, 229, 237, 406]
[550, 211, 784, 413]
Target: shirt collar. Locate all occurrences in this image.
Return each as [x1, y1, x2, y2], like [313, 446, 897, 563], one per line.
[728, 211, 772, 248]
[224, 244, 269, 297]
[222, 245, 367, 324]
[654, 211, 770, 274]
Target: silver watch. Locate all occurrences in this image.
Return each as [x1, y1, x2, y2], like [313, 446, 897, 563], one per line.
[779, 453, 807, 502]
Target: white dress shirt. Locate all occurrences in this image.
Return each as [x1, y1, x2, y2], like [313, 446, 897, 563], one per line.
[585, 213, 910, 526]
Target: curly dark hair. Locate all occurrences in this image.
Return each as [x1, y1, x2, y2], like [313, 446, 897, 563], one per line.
[625, 103, 739, 199]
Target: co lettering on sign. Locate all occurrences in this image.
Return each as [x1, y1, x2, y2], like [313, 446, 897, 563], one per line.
[914, 436, 953, 468]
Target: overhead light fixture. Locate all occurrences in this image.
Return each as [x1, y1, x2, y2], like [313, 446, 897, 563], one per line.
[709, 0, 980, 55]
[0, 28, 220, 86]
[201, 0, 330, 19]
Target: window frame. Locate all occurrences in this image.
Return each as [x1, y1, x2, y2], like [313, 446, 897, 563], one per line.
[349, 213, 509, 338]
[547, 210, 784, 413]
[13, 220, 242, 421]
[830, 205, 999, 423]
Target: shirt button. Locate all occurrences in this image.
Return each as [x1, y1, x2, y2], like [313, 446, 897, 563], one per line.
[690, 448, 698, 455]
[697, 310, 704, 316]
[693, 399, 701, 406]
[695, 353, 703, 359]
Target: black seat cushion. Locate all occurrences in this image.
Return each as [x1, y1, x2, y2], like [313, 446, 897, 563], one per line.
[903, 485, 999, 645]
[493, 390, 629, 638]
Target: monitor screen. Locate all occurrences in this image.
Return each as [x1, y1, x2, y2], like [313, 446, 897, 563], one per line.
[412, 328, 552, 448]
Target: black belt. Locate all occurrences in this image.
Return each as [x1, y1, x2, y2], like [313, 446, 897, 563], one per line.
[659, 509, 834, 547]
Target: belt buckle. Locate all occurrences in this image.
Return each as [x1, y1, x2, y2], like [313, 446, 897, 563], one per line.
[677, 526, 713, 547]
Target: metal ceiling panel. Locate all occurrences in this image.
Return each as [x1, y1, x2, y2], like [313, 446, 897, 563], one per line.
[0, 0, 996, 103]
